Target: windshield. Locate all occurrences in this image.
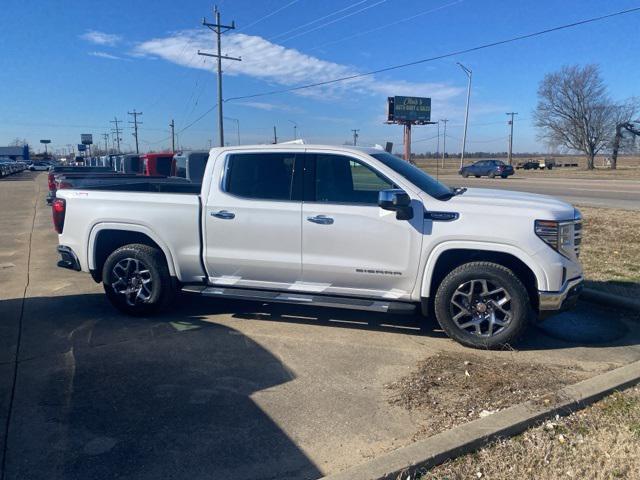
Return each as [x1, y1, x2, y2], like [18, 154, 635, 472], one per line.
[370, 152, 454, 200]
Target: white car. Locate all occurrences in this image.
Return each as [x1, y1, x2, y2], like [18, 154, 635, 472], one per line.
[53, 144, 583, 348]
[29, 161, 51, 171]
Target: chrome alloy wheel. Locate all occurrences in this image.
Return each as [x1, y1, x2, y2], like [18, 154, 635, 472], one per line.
[450, 279, 512, 337]
[111, 258, 153, 306]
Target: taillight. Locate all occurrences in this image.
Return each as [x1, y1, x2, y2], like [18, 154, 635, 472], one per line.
[52, 198, 66, 234]
[48, 173, 55, 191]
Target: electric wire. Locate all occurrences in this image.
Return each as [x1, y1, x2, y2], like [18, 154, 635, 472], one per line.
[225, 6, 640, 102]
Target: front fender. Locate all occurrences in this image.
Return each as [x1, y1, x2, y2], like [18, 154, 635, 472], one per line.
[419, 241, 549, 298]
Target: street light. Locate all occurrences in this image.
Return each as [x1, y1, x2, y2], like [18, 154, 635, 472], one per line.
[288, 120, 298, 140]
[457, 62, 472, 169]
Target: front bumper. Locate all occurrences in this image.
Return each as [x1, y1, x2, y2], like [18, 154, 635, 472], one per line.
[538, 277, 583, 312]
[57, 245, 81, 271]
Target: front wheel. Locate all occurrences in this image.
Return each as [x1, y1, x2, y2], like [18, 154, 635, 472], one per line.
[102, 243, 175, 316]
[461, 171, 469, 178]
[434, 262, 531, 349]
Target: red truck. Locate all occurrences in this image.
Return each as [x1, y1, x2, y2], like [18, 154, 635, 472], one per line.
[142, 152, 174, 176]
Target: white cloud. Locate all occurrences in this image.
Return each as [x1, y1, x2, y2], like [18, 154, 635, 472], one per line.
[81, 30, 122, 46]
[236, 101, 304, 113]
[133, 31, 463, 102]
[89, 51, 124, 60]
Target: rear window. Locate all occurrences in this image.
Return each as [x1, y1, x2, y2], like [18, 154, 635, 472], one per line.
[224, 153, 297, 201]
[156, 156, 173, 176]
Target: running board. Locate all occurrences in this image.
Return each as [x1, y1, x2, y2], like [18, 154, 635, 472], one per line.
[181, 285, 416, 314]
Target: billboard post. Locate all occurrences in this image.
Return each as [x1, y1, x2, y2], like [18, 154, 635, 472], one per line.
[386, 96, 435, 161]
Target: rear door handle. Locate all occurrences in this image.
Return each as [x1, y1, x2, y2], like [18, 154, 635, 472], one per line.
[211, 210, 235, 219]
[307, 215, 334, 225]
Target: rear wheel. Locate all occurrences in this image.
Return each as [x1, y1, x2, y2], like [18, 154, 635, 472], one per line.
[462, 171, 469, 178]
[434, 262, 531, 349]
[102, 243, 175, 316]
[501, 174, 508, 178]
[474, 175, 481, 178]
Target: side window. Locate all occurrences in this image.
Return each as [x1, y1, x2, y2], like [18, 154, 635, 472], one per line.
[225, 152, 297, 201]
[314, 154, 394, 204]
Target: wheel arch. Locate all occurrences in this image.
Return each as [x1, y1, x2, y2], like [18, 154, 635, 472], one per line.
[420, 243, 546, 310]
[88, 223, 177, 282]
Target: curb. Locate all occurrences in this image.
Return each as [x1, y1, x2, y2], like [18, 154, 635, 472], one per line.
[321, 360, 640, 480]
[582, 288, 640, 312]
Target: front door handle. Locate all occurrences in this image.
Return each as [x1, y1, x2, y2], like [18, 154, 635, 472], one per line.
[307, 215, 334, 225]
[211, 210, 235, 220]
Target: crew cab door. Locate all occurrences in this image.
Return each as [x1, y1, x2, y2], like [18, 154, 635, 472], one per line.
[301, 153, 423, 300]
[203, 151, 303, 288]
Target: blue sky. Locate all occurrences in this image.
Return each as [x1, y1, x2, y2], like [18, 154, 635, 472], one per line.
[1, 0, 639, 155]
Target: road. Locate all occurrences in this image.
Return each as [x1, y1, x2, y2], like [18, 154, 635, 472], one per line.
[1, 171, 640, 480]
[437, 175, 640, 210]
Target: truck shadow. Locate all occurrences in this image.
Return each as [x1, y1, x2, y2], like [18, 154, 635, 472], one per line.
[1, 293, 323, 480]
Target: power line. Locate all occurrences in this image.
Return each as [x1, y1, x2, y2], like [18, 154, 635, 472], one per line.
[226, 6, 640, 102]
[237, 0, 302, 32]
[270, 0, 369, 41]
[178, 104, 218, 134]
[309, 0, 464, 51]
[278, 0, 388, 44]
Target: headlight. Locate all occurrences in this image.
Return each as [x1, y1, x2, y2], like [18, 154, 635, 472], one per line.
[535, 219, 576, 258]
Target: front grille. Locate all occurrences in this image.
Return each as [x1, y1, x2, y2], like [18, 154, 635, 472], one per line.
[573, 221, 582, 257]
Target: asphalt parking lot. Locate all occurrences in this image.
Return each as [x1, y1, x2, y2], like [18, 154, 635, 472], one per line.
[2, 171, 640, 480]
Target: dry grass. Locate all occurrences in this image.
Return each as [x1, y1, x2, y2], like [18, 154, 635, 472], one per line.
[579, 206, 640, 297]
[386, 353, 584, 438]
[421, 386, 640, 480]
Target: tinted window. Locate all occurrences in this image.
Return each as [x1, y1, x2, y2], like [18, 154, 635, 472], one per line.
[225, 153, 297, 201]
[370, 152, 454, 200]
[187, 153, 208, 183]
[156, 156, 173, 176]
[314, 154, 394, 204]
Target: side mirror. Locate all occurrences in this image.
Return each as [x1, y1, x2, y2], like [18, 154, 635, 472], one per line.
[378, 189, 413, 220]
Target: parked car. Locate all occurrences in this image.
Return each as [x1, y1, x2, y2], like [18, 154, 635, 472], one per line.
[142, 152, 174, 176]
[29, 161, 51, 171]
[459, 159, 514, 178]
[46, 166, 112, 204]
[53, 144, 583, 349]
[171, 150, 209, 183]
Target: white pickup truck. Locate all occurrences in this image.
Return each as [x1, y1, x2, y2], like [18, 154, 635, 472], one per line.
[53, 144, 583, 348]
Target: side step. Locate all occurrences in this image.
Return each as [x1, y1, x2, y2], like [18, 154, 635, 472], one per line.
[181, 285, 416, 314]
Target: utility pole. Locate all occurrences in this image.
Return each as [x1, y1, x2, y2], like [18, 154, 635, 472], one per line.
[273, 126, 278, 144]
[288, 120, 298, 140]
[110, 117, 122, 153]
[170, 119, 176, 152]
[441, 119, 448, 168]
[198, 6, 241, 147]
[506, 112, 518, 165]
[128, 110, 143, 154]
[102, 133, 109, 154]
[436, 120, 440, 159]
[457, 62, 472, 169]
[351, 129, 360, 146]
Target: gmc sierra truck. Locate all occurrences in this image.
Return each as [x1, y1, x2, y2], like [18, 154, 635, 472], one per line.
[53, 145, 583, 348]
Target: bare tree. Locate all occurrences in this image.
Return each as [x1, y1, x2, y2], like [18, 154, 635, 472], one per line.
[609, 98, 639, 169]
[533, 64, 614, 170]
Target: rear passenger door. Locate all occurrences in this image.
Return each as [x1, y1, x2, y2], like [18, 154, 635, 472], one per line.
[204, 151, 303, 289]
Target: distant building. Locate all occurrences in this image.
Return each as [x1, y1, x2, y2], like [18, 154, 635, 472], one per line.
[0, 145, 30, 161]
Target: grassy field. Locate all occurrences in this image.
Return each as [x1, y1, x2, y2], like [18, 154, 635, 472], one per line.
[416, 155, 640, 179]
[579, 206, 640, 297]
[421, 386, 640, 480]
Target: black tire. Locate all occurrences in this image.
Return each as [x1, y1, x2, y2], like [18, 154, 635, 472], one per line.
[461, 171, 469, 178]
[102, 243, 175, 316]
[434, 262, 531, 349]
[501, 174, 508, 179]
[474, 175, 481, 178]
